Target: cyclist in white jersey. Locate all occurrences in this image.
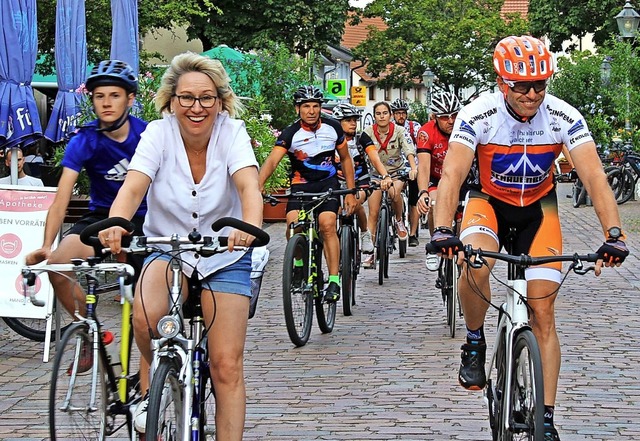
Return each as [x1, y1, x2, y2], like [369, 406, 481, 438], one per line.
[428, 35, 629, 441]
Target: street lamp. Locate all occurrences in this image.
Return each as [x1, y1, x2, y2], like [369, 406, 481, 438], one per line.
[615, 2, 640, 133]
[600, 56, 612, 85]
[422, 67, 436, 110]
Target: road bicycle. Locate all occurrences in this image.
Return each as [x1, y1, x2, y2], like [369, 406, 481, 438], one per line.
[81, 216, 270, 441]
[604, 145, 640, 205]
[338, 204, 361, 316]
[374, 170, 410, 285]
[22, 256, 141, 440]
[462, 241, 598, 440]
[269, 187, 358, 347]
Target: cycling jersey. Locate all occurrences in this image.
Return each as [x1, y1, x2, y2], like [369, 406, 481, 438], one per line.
[274, 116, 346, 185]
[416, 119, 449, 180]
[401, 120, 421, 147]
[62, 116, 148, 216]
[335, 131, 376, 183]
[363, 122, 415, 176]
[450, 92, 592, 206]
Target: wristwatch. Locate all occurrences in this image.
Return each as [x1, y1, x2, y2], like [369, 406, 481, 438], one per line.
[606, 226, 624, 241]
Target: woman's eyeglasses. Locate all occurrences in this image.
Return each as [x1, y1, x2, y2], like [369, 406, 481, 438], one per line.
[173, 94, 218, 108]
[502, 79, 548, 94]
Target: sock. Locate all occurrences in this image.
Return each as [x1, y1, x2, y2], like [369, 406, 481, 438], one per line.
[329, 274, 340, 285]
[544, 405, 555, 427]
[466, 326, 485, 345]
[294, 258, 303, 268]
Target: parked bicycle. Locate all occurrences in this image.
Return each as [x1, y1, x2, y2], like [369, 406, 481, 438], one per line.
[604, 144, 640, 205]
[81, 216, 269, 441]
[22, 255, 140, 440]
[267, 187, 358, 347]
[462, 241, 598, 440]
[373, 170, 410, 285]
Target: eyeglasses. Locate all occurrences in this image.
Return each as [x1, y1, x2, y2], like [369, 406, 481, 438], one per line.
[502, 79, 548, 94]
[173, 94, 218, 108]
[436, 112, 458, 121]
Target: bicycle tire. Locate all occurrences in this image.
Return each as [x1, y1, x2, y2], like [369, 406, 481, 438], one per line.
[377, 207, 389, 286]
[199, 349, 216, 439]
[445, 260, 459, 338]
[398, 236, 407, 258]
[571, 178, 587, 208]
[3, 307, 73, 342]
[487, 324, 507, 441]
[50, 322, 107, 441]
[146, 357, 186, 440]
[282, 233, 313, 347]
[340, 226, 354, 316]
[315, 241, 336, 333]
[500, 329, 545, 441]
[606, 166, 634, 205]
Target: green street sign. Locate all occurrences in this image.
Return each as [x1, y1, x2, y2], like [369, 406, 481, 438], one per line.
[326, 79, 348, 98]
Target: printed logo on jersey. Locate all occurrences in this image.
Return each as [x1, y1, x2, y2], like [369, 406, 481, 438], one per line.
[105, 158, 130, 182]
[567, 119, 585, 136]
[458, 120, 476, 137]
[489, 151, 555, 189]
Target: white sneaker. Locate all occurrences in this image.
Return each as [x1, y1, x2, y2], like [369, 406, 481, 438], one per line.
[360, 230, 374, 254]
[425, 253, 440, 271]
[133, 394, 149, 433]
[362, 254, 375, 269]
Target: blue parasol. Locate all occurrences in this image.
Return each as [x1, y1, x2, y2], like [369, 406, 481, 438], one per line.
[110, 0, 139, 75]
[0, 0, 42, 151]
[44, 0, 87, 143]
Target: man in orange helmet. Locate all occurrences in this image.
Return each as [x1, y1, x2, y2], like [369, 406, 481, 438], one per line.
[428, 35, 628, 440]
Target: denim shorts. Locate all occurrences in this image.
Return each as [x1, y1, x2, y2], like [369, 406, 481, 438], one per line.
[144, 251, 253, 297]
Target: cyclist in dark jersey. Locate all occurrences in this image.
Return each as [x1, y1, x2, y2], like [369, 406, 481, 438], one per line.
[25, 60, 147, 319]
[259, 86, 357, 303]
[428, 36, 628, 441]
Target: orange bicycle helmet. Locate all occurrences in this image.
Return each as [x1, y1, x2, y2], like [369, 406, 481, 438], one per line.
[493, 36, 554, 81]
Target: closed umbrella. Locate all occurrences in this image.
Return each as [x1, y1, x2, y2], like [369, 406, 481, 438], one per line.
[110, 0, 139, 75]
[44, 0, 87, 143]
[0, 0, 42, 183]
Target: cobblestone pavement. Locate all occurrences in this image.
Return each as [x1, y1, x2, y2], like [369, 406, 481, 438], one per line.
[1, 183, 639, 440]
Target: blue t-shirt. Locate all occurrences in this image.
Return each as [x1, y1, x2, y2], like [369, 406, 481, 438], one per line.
[61, 116, 148, 216]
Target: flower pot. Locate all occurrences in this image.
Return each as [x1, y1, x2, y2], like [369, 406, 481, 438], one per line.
[558, 161, 572, 174]
[263, 189, 288, 222]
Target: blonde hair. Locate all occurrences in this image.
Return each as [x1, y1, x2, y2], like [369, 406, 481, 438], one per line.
[155, 51, 244, 117]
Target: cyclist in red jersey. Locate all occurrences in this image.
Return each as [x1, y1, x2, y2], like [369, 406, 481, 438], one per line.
[428, 36, 629, 441]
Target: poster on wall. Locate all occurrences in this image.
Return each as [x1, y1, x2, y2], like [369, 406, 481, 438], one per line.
[0, 186, 57, 319]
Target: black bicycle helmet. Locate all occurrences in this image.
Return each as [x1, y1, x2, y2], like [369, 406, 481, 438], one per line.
[430, 92, 461, 115]
[390, 98, 410, 112]
[293, 85, 326, 105]
[332, 103, 361, 120]
[86, 60, 138, 94]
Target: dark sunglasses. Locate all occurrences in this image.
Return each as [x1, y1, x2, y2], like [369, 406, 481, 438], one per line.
[503, 79, 548, 94]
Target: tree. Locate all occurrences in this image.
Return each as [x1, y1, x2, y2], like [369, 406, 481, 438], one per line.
[528, 0, 621, 53]
[351, 0, 528, 99]
[36, 0, 215, 75]
[185, 0, 350, 56]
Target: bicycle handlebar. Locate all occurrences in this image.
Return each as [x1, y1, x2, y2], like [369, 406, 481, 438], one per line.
[80, 216, 270, 249]
[463, 245, 599, 274]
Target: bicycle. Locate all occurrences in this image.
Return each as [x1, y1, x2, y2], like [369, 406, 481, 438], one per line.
[22, 256, 141, 440]
[268, 187, 358, 347]
[374, 170, 410, 285]
[461, 241, 598, 440]
[81, 216, 270, 441]
[338, 204, 361, 316]
[604, 144, 640, 205]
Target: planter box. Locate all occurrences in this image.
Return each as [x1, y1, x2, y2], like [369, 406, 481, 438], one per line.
[263, 189, 289, 222]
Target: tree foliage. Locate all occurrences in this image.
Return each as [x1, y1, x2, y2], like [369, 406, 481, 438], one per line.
[352, 0, 528, 99]
[36, 0, 215, 75]
[185, 0, 350, 57]
[528, 0, 621, 53]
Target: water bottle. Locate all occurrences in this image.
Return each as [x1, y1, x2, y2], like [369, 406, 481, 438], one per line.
[102, 330, 122, 378]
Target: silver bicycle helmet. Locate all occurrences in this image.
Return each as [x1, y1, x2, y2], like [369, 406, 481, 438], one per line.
[86, 60, 138, 94]
[293, 86, 326, 105]
[430, 92, 461, 115]
[332, 103, 361, 120]
[390, 98, 410, 112]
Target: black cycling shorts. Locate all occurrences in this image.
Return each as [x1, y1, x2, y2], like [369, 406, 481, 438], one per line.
[286, 176, 340, 214]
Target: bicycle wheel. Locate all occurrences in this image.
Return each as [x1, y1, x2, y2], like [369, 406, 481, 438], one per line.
[282, 233, 313, 346]
[571, 178, 587, 208]
[444, 260, 459, 338]
[3, 306, 73, 342]
[500, 329, 545, 441]
[315, 241, 336, 333]
[606, 166, 634, 205]
[50, 323, 107, 441]
[487, 324, 507, 441]
[199, 352, 216, 439]
[146, 357, 186, 440]
[340, 226, 354, 316]
[377, 208, 389, 286]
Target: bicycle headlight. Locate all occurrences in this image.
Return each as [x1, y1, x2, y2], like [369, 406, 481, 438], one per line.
[157, 316, 180, 338]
